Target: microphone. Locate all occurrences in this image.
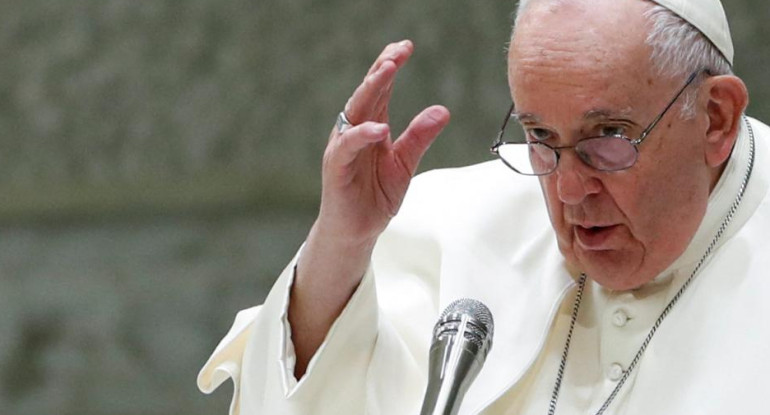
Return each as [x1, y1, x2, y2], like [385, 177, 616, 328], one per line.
[420, 298, 494, 415]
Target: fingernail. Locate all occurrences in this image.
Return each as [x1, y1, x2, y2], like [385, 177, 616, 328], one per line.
[427, 106, 446, 120]
[399, 40, 410, 47]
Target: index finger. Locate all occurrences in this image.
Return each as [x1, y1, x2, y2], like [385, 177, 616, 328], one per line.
[345, 60, 397, 125]
[365, 40, 414, 77]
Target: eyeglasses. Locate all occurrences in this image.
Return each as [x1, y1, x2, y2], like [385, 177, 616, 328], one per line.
[490, 70, 703, 176]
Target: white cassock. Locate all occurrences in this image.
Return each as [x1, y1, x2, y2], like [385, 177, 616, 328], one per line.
[198, 116, 770, 414]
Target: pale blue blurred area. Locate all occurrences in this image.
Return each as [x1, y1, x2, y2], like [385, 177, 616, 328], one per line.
[0, 0, 767, 414]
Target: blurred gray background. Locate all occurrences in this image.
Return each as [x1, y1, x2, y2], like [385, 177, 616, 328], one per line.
[0, 1, 767, 414]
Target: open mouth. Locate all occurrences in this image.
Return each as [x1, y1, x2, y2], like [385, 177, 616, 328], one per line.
[574, 225, 618, 250]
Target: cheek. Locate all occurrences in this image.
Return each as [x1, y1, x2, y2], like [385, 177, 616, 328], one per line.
[633, 170, 704, 243]
[617, 179, 657, 245]
[624, 143, 709, 252]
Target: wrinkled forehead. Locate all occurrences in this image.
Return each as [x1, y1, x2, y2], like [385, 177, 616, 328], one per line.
[505, 0, 673, 125]
[510, 0, 652, 57]
[508, 0, 655, 93]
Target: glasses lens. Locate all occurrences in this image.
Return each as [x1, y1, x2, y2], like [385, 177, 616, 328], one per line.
[498, 142, 556, 175]
[576, 136, 638, 171]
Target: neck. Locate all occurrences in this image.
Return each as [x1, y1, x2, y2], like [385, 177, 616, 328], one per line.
[709, 156, 732, 193]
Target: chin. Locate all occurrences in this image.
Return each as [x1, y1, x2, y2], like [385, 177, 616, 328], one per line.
[565, 246, 651, 291]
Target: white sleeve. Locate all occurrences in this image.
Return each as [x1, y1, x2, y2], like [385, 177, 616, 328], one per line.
[197, 250, 381, 415]
[196, 168, 463, 414]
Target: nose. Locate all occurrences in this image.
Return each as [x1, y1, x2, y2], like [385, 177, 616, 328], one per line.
[554, 152, 602, 205]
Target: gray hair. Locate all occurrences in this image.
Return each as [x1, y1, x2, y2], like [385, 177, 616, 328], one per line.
[644, 4, 732, 117]
[512, 0, 733, 118]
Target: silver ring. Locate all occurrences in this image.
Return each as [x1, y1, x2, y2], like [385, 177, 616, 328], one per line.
[336, 111, 352, 134]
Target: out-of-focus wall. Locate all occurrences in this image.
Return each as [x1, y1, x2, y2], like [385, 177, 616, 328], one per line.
[0, 1, 767, 414]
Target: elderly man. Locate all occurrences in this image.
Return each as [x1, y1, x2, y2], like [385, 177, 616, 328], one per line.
[198, 0, 770, 413]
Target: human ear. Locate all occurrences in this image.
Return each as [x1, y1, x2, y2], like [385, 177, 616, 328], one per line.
[703, 75, 749, 167]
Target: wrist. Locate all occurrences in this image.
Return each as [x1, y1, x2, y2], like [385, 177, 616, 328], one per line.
[308, 218, 380, 253]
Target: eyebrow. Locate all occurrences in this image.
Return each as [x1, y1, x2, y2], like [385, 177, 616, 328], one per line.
[512, 108, 641, 127]
[511, 112, 539, 123]
[583, 108, 639, 126]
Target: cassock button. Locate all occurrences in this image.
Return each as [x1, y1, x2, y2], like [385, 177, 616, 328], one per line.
[608, 363, 625, 381]
[611, 309, 630, 327]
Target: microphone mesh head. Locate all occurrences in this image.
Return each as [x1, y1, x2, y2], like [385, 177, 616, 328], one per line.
[436, 298, 494, 353]
[440, 298, 494, 332]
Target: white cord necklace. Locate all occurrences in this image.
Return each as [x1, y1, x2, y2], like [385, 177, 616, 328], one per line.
[547, 118, 756, 415]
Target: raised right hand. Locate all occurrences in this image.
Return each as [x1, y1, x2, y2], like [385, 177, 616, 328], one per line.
[290, 40, 450, 377]
[315, 40, 451, 247]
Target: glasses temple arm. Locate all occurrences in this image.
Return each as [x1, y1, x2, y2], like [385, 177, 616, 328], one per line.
[492, 102, 517, 150]
[635, 70, 702, 143]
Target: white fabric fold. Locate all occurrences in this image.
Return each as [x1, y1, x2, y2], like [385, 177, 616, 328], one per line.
[198, 117, 770, 414]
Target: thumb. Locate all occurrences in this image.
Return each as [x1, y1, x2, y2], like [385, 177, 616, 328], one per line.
[392, 105, 451, 176]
